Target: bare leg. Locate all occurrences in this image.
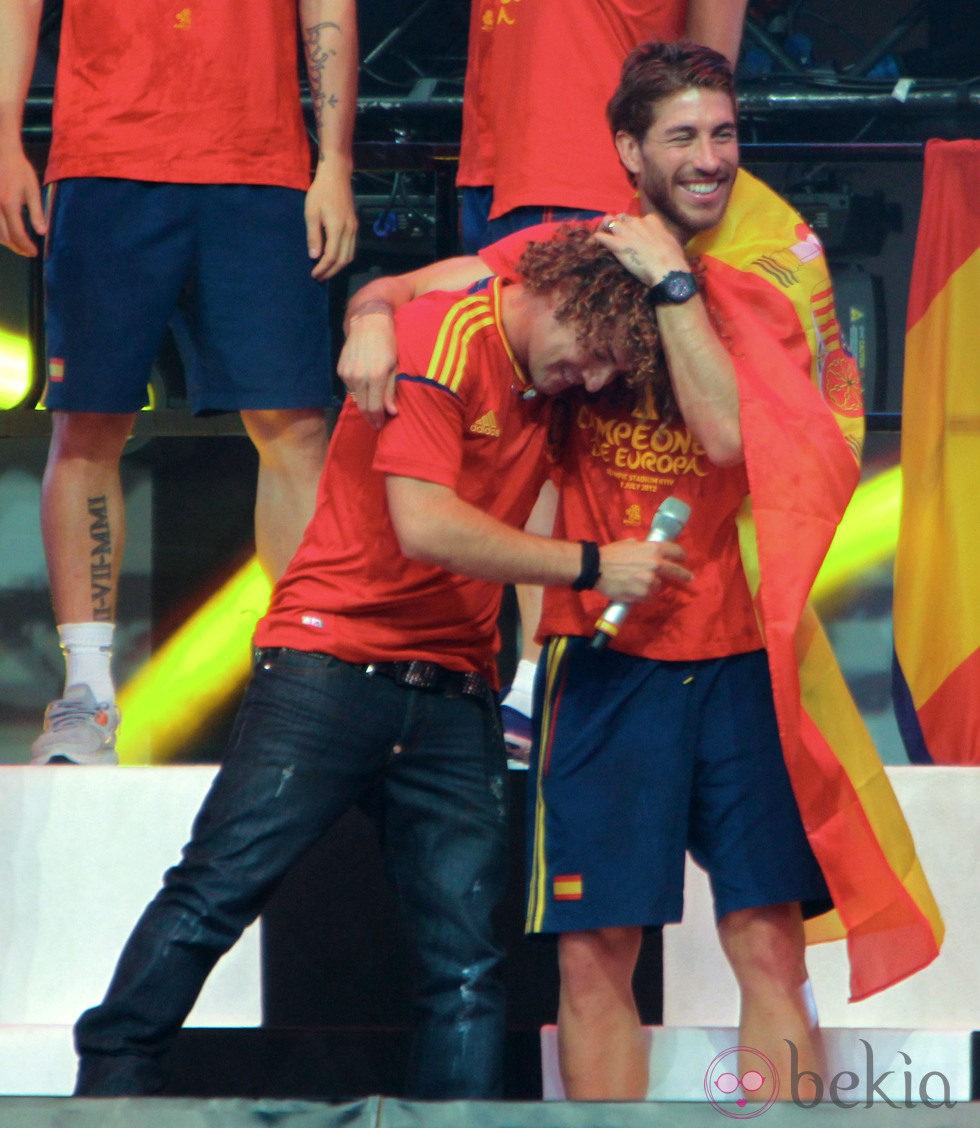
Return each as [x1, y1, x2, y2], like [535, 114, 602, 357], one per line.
[41, 412, 135, 625]
[557, 926, 647, 1099]
[502, 480, 555, 761]
[240, 408, 330, 581]
[32, 412, 132, 761]
[514, 583, 543, 666]
[718, 903, 825, 1103]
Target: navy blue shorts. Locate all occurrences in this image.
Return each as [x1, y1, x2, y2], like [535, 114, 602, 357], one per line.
[43, 179, 332, 414]
[525, 637, 830, 935]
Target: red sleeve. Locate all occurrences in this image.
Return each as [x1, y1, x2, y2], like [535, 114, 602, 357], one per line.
[373, 377, 466, 490]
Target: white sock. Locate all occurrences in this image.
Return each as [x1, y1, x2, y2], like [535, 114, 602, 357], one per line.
[58, 622, 116, 704]
[501, 658, 537, 718]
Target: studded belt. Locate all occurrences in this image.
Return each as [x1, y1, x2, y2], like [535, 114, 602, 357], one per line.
[360, 659, 489, 699]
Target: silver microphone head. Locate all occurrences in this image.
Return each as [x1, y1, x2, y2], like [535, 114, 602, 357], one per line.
[651, 496, 691, 541]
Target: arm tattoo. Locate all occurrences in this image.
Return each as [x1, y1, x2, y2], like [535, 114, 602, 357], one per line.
[623, 247, 653, 285]
[304, 21, 342, 150]
[88, 495, 114, 621]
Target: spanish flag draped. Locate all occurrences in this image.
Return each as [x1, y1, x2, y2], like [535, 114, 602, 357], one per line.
[892, 139, 980, 765]
[692, 171, 943, 1001]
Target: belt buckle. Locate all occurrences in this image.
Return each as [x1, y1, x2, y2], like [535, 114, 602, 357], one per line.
[401, 661, 437, 689]
[461, 671, 485, 699]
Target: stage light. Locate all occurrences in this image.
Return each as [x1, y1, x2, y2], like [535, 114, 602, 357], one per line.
[0, 326, 33, 409]
[113, 464, 900, 764]
[115, 557, 272, 764]
[812, 464, 901, 605]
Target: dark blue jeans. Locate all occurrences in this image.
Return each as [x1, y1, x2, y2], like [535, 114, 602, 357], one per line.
[74, 648, 509, 1098]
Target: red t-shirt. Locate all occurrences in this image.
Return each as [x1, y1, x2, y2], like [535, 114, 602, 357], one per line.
[457, 0, 497, 187]
[463, 0, 686, 215]
[254, 279, 554, 685]
[481, 213, 763, 656]
[46, 0, 311, 188]
[540, 391, 762, 659]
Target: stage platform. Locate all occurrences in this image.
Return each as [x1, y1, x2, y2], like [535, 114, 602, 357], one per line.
[0, 764, 975, 1105]
[0, 1097, 976, 1127]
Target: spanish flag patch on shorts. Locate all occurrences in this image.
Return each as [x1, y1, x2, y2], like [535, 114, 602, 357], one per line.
[553, 874, 583, 901]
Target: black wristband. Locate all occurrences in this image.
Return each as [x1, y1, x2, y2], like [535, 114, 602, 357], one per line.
[571, 540, 602, 591]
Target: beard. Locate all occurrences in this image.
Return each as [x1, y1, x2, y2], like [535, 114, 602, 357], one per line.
[639, 168, 733, 241]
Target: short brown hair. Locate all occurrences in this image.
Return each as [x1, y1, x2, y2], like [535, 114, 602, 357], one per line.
[607, 39, 737, 143]
[517, 225, 676, 418]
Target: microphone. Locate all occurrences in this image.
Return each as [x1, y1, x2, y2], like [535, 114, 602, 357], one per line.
[590, 496, 691, 650]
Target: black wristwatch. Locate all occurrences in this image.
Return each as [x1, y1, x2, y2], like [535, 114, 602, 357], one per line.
[647, 270, 698, 305]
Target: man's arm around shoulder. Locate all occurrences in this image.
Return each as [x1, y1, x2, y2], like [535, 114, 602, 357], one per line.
[338, 255, 493, 425]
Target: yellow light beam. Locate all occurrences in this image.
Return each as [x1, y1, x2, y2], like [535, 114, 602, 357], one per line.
[115, 558, 271, 764]
[812, 464, 902, 605]
[0, 327, 33, 409]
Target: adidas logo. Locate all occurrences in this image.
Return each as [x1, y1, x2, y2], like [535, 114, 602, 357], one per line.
[470, 410, 501, 437]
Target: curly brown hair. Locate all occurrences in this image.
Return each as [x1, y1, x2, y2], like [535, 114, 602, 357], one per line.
[516, 224, 679, 421]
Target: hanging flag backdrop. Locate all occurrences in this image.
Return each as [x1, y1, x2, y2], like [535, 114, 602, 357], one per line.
[893, 139, 980, 765]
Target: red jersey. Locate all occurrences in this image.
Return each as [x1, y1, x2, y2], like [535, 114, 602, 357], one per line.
[457, 0, 497, 187]
[463, 1, 686, 215]
[46, 0, 311, 189]
[254, 279, 554, 686]
[541, 393, 762, 659]
[480, 222, 760, 656]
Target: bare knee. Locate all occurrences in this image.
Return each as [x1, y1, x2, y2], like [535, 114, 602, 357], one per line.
[241, 408, 329, 469]
[719, 904, 809, 996]
[47, 412, 135, 466]
[559, 927, 642, 1014]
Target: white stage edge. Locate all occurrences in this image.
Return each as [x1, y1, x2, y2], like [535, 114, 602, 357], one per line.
[0, 764, 974, 1097]
[541, 1026, 973, 1103]
[0, 766, 260, 1094]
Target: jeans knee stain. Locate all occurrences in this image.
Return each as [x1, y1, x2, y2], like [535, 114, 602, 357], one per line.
[489, 773, 506, 820]
[457, 969, 478, 1019]
[273, 764, 295, 798]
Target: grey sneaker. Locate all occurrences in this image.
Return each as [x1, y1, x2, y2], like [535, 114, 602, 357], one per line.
[31, 684, 120, 765]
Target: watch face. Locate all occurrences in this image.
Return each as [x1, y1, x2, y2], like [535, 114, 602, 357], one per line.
[662, 271, 697, 302]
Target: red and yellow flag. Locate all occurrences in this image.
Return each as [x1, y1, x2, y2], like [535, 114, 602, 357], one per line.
[893, 139, 980, 765]
[695, 171, 943, 1001]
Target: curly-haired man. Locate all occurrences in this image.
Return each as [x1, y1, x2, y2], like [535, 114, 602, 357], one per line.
[70, 228, 691, 1100]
